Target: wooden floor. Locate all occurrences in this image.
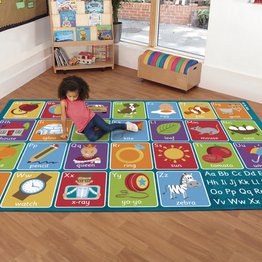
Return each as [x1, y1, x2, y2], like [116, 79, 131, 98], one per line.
[0, 66, 261, 262]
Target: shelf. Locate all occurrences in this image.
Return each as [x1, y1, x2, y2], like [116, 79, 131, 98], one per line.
[54, 61, 114, 71]
[49, 0, 114, 73]
[54, 40, 114, 47]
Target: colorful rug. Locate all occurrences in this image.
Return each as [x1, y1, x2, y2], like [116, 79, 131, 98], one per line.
[0, 100, 261, 212]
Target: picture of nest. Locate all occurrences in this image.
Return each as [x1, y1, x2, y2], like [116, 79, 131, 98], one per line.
[228, 125, 259, 135]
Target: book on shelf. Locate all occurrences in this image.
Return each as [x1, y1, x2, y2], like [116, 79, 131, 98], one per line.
[56, 0, 77, 12]
[76, 26, 91, 41]
[54, 30, 75, 42]
[85, 0, 104, 14]
[54, 47, 69, 67]
[97, 25, 113, 40]
[60, 10, 76, 27]
[89, 13, 102, 26]
[50, 0, 114, 71]
[92, 45, 109, 62]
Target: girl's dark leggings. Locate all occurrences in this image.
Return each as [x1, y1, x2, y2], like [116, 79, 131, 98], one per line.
[82, 114, 126, 141]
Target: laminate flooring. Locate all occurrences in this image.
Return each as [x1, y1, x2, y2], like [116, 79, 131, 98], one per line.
[0, 66, 261, 262]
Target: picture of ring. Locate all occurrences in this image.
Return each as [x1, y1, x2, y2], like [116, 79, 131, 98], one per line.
[116, 147, 144, 163]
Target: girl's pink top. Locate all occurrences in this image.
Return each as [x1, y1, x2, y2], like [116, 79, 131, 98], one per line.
[62, 99, 95, 132]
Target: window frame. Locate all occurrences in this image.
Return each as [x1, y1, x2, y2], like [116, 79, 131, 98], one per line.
[120, 0, 206, 60]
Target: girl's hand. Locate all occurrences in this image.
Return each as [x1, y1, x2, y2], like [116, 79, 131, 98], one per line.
[61, 132, 69, 139]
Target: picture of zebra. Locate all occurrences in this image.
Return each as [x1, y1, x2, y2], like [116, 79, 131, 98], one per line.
[163, 172, 201, 199]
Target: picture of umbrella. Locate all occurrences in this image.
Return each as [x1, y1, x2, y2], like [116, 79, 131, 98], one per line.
[246, 147, 262, 163]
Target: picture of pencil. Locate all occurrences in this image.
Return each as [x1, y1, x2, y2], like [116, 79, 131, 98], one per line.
[27, 144, 59, 163]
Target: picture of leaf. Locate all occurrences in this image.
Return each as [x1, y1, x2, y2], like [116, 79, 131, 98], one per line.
[156, 123, 181, 135]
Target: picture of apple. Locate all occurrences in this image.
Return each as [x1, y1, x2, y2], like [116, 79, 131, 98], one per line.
[207, 146, 232, 158]
[11, 103, 39, 115]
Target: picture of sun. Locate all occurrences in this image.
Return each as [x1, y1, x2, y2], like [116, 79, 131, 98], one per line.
[157, 145, 191, 163]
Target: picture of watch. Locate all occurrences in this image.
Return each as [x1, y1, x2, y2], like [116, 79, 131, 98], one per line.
[12, 173, 52, 201]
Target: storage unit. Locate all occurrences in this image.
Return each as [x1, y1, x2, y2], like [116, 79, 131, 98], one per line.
[138, 50, 202, 91]
[48, 0, 114, 73]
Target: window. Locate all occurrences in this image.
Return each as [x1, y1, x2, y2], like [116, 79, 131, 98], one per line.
[119, 1, 151, 45]
[119, 0, 210, 57]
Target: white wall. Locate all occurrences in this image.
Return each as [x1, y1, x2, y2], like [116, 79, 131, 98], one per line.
[116, 0, 262, 103]
[1, 1, 261, 103]
[201, 0, 262, 103]
[0, 17, 52, 99]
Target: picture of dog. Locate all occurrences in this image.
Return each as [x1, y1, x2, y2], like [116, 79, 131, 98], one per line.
[117, 103, 140, 114]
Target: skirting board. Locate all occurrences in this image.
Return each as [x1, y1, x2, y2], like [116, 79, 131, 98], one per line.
[199, 65, 262, 104]
[0, 47, 52, 100]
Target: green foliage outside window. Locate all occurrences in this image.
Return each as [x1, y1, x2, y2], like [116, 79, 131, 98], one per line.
[197, 9, 209, 28]
[112, 0, 130, 23]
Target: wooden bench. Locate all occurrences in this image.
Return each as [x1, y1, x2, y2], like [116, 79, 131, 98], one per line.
[137, 50, 202, 91]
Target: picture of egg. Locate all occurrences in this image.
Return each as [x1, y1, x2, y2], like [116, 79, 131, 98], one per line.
[48, 104, 61, 115]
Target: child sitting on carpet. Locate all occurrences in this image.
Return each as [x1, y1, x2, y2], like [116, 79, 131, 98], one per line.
[58, 75, 139, 141]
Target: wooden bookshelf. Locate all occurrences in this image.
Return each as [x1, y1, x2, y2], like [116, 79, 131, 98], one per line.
[48, 0, 114, 73]
[53, 40, 114, 47]
[53, 61, 114, 71]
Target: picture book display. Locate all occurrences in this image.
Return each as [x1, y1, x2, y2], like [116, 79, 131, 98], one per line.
[0, 100, 261, 212]
[56, 0, 77, 12]
[85, 0, 104, 13]
[97, 25, 113, 40]
[54, 30, 75, 42]
[49, 0, 114, 71]
[60, 10, 76, 27]
[89, 13, 102, 26]
[76, 26, 91, 41]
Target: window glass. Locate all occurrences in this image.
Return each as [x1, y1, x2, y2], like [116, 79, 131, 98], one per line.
[119, 0, 151, 45]
[157, 0, 210, 56]
[118, 0, 210, 57]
